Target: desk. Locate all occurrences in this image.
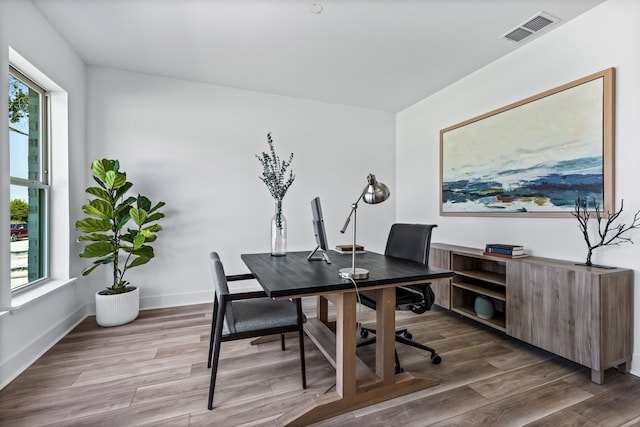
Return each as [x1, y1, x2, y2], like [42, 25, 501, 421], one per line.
[241, 251, 453, 426]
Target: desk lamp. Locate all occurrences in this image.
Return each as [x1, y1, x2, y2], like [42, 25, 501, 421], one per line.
[339, 174, 390, 279]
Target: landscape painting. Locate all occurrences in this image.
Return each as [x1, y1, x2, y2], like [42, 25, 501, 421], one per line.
[440, 68, 614, 217]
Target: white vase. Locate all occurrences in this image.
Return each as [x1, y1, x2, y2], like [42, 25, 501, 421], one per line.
[95, 286, 140, 327]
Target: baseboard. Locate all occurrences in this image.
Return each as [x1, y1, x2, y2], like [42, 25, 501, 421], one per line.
[140, 290, 212, 310]
[630, 353, 640, 378]
[0, 306, 87, 390]
[85, 290, 213, 315]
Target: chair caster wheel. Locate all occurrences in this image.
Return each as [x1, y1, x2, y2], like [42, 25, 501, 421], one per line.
[403, 332, 413, 339]
[431, 354, 441, 364]
[360, 329, 369, 338]
[411, 304, 427, 314]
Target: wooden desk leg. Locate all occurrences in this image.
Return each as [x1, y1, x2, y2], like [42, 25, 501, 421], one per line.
[375, 287, 396, 385]
[317, 295, 329, 324]
[336, 291, 357, 398]
[276, 288, 440, 427]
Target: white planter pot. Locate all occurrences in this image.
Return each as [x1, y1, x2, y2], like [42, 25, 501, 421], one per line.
[95, 286, 140, 327]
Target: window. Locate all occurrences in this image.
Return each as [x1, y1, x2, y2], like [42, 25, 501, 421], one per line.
[9, 66, 49, 292]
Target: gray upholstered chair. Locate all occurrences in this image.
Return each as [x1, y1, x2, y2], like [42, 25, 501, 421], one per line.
[357, 224, 440, 373]
[207, 252, 306, 410]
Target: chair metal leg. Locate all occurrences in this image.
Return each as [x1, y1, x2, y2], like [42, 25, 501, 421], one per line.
[208, 300, 226, 410]
[361, 326, 376, 336]
[281, 333, 286, 351]
[357, 336, 377, 347]
[357, 325, 441, 369]
[395, 334, 441, 364]
[395, 334, 435, 354]
[295, 298, 307, 389]
[207, 299, 219, 369]
[394, 349, 403, 374]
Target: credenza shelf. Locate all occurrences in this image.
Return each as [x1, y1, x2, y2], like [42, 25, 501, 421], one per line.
[451, 305, 506, 332]
[430, 243, 633, 385]
[452, 281, 505, 301]
[455, 269, 506, 287]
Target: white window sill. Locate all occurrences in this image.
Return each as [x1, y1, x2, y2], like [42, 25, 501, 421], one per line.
[10, 277, 78, 311]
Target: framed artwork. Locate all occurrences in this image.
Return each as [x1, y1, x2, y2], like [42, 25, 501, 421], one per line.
[440, 68, 614, 217]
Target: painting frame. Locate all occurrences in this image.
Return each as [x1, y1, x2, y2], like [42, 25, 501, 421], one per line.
[440, 68, 615, 218]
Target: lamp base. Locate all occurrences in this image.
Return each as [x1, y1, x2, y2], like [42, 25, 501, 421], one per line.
[339, 267, 369, 280]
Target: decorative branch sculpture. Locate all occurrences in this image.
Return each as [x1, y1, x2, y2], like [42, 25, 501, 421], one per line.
[572, 197, 640, 266]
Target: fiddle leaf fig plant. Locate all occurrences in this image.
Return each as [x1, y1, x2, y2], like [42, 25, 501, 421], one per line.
[76, 159, 165, 294]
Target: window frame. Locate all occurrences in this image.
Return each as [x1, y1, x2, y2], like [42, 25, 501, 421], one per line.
[9, 64, 50, 294]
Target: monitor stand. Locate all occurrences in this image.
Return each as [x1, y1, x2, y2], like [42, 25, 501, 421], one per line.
[307, 246, 331, 264]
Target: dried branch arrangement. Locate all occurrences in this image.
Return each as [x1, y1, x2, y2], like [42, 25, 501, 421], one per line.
[256, 133, 295, 229]
[572, 197, 640, 266]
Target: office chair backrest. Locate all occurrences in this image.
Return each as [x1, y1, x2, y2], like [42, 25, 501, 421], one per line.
[384, 224, 437, 265]
[209, 252, 236, 331]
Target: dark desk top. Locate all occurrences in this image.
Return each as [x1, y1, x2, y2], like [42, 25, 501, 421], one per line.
[241, 251, 453, 298]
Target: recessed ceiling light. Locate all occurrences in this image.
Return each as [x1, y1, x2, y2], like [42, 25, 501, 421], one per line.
[310, 3, 324, 14]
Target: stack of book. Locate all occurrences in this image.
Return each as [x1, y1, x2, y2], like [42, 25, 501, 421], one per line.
[483, 244, 528, 258]
[333, 244, 366, 254]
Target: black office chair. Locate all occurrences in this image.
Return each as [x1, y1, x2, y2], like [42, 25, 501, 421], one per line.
[357, 224, 441, 373]
[207, 252, 306, 410]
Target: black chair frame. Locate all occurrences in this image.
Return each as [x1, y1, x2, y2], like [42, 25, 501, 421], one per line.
[207, 272, 306, 410]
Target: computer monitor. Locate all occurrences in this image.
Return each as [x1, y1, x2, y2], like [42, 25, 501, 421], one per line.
[307, 197, 331, 263]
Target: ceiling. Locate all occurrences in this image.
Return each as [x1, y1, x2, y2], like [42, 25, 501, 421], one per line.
[32, 0, 606, 112]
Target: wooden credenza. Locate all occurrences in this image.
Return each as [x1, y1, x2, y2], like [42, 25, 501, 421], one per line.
[430, 243, 634, 384]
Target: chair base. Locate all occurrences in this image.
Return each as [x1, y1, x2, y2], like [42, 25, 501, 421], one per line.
[358, 326, 441, 373]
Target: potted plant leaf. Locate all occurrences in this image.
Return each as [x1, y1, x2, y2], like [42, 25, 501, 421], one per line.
[76, 159, 165, 326]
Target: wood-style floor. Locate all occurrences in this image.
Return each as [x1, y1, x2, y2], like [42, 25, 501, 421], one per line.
[1, 299, 640, 427]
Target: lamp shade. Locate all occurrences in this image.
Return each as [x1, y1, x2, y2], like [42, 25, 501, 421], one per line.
[362, 174, 390, 204]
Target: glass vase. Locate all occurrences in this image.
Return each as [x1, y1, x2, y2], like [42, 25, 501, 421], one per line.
[271, 201, 287, 256]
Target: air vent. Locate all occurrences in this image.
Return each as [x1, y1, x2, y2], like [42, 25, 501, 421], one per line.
[523, 15, 554, 32]
[504, 28, 533, 43]
[502, 12, 559, 43]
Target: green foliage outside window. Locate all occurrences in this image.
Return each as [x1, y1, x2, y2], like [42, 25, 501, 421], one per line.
[8, 74, 29, 130]
[10, 199, 28, 222]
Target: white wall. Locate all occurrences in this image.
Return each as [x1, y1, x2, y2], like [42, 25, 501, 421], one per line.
[86, 67, 396, 309]
[0, 0, 88, 388]
[397, 0, 640, 376]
